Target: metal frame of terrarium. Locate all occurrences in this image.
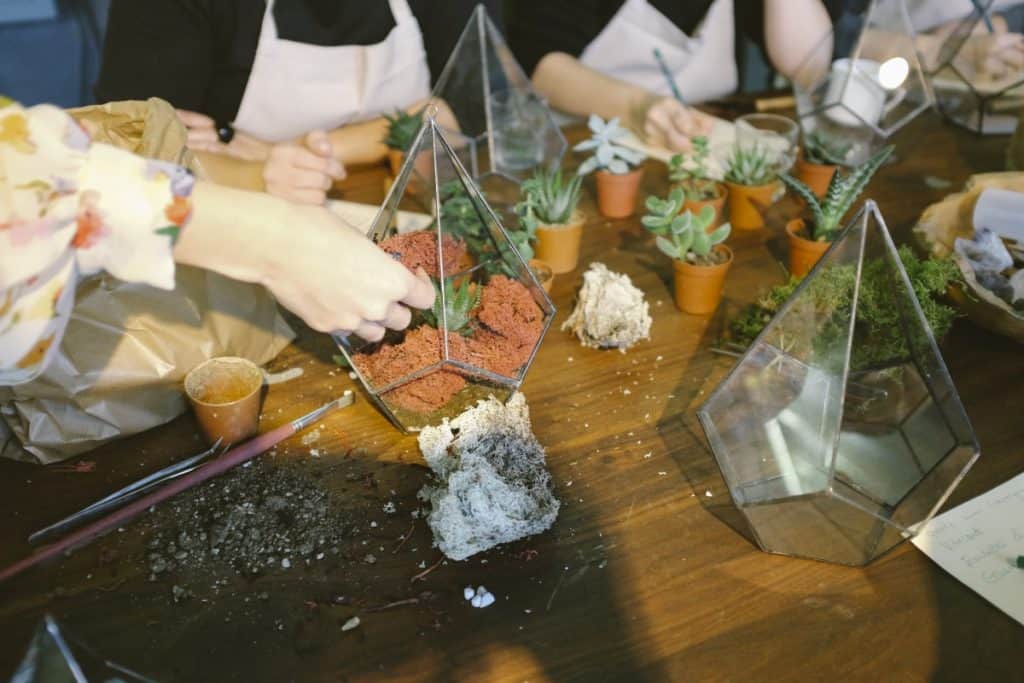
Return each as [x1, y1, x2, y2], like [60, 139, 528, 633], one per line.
[927, 0, 1024, 135]
[335, 111, 556, 432]
[793, 0, 935, 165]
[697, 200, 979, 566]
[429, 4, 567, 197]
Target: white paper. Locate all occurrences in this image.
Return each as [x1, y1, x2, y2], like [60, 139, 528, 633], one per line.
[912, 472, 1024, 626]
[617, 118, 736, 179]
[973, 188, 1024, 243]
[325, 200, 433, 236]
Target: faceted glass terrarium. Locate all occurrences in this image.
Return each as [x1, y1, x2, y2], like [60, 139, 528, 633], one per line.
[697, 201, 979, 566]
[336, 114, 556, 432]
[11, 615, 154, 682]
[429, 4, 567, 188]
[928, 0, 1024, 135]
[793, 0, 934, 165]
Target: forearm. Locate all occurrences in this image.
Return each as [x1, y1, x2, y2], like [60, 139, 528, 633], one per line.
[763, 0, 833, 81]
[532, 52, 656, 130]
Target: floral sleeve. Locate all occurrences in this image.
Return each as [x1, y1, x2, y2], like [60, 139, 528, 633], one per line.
[0, 97, 194, 386]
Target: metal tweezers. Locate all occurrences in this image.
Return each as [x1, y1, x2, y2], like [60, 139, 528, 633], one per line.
[28, 438, 225, 545]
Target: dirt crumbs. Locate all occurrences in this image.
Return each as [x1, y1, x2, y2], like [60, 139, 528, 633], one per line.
[143, 460, 350, 583]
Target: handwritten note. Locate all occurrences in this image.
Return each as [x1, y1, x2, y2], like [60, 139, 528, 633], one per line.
[912, 472, 1024, 626]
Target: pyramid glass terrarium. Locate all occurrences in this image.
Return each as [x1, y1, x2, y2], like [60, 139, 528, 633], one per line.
[928, 0, 1024, 135]
[429, 4, 566, 191]
[336, 113, 556, 432]
[697, 201, 979, 566]
[11, 615, 154, 682]
[793, 0, 934, 165]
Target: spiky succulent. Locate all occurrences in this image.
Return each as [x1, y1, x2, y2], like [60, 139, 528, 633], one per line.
[382, 108, 424, 152]
[421, 277, 481, 336]
[642, 188, 731, 263]
[803, 130, 852, 166]
[781, 145, 893, 242]
[516, 167, 583, 228]
[724, 144, 777, 187]
[668, 136, 720, 201]
[574, 115, 646, 175]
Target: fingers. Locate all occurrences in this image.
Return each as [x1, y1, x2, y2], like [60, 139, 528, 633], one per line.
[176, 109, 215, 128]
[379, 302, 413, 331]
[400, 267, 436, 310]
[304, 130, 347, 179]
[645, 98, 706, 152]
[354, 321, 386, 342]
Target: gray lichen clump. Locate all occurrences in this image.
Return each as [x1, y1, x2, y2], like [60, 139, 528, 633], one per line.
[417, 393, 559, 561]
[562, 262, 652, 350]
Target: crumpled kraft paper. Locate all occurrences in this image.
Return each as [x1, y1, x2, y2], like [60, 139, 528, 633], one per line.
[0, 98, 294, 463]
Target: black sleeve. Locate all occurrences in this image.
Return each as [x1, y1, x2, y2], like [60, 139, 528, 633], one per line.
[95, 0, 216, 112]
[410, 0, 505, 85]
[507, 0, 618, 78]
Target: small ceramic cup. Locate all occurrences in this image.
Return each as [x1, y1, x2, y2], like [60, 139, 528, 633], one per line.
[184, 357, 264, 445]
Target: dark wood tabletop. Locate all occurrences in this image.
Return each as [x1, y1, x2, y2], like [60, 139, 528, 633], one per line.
[1, 111, 1022, 683]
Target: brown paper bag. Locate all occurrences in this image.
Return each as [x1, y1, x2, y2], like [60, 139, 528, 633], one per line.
[0, 99, 294, 463]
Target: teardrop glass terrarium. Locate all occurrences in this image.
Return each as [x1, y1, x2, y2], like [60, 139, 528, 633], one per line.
[336, 113, 556, 432]
[697, 201, 979, 566]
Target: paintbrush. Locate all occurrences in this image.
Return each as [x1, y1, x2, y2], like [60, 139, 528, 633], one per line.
[0, 391, 354, 584]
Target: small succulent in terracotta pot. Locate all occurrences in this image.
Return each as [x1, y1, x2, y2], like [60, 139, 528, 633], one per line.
[643, 187, 732, 314]
[574, 115, 646, 219]
[723, 143, 780, 231]
[668, 135, 727, 229]
[516, 168, 585, 274]
[382, 108, 425, 176]
[794, 130, 852, 199]
[781, 145, 894, 277]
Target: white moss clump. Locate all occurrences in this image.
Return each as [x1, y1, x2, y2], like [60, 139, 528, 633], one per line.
[562, 262, 652, 350]
[417, 393, 559, 561]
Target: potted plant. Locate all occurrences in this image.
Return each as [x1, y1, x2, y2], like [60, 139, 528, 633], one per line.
[781, 145, 893, 277]
[643, 187, 732, 314]
[668, 135, 727, 229]
[794, 130, 852, 199]
[382, 108, 424, 176]
[516, 168, 585, 274]
[574, 115, 646, 219]
[723, 144, 779, 231]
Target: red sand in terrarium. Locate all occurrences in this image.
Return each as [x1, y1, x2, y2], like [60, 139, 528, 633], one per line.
[379, 231, 468, 278]
[353, 268, 545, 414]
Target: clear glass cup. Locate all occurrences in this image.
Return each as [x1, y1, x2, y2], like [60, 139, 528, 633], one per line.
[735, 113, 800, 175]
[487, 89, 548, 173]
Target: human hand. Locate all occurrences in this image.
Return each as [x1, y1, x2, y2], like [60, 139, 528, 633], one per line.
[175, 109, 270, 161]
[964, 31, 1024, 81]
[263, 205, 434, 341]
[643, 97, 716, 153]
[262, 130, 346, 205]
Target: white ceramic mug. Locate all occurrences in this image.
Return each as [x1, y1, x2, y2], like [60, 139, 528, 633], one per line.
[823, 58, 906, 128]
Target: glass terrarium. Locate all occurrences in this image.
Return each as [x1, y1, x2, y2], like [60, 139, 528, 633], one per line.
[928, 0, 1024, 135]
[697, 201, 979, 566]
[429, 4, 566, 193]
[336, 113, 556, 432]
[793, 0, 934, 165]
[11, 615, 154, 682]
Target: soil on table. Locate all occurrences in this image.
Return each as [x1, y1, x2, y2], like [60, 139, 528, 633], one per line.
[379, 231, 468, 278]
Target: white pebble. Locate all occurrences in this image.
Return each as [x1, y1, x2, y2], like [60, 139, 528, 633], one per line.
[281, 558, 291, 568]
[479, 592, 496, 608]
[341, 617, 360, 632]
[705, 491, 713, 498]
[463, 586, 475, 601]
[471, 594, 483, 608]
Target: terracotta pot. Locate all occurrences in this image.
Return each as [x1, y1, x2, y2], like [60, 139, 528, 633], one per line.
[595, 167, 644, 218]
[680, 181, 728, 230]
[184, 357, 264, 445]
[725, 180, 777, 231]
[672, 245, 733, 315]
[534, 209, 586, 274]
[794, 156, 838, 199]
[387, 149, 404, 177]
[786, 218, 831, 278]
[528, 259, 554, 294]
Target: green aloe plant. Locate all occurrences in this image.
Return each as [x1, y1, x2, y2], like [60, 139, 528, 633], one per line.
[668, 136, 720, 201]
[382, 109, 424, 152]
[803, 130, 852, 166]
[421, 277, 480, 336]
[724, 144, 777, 186]
[782, 145, 894, 242]
[642, 188, 731, 264]
[516, 168, 583, 227]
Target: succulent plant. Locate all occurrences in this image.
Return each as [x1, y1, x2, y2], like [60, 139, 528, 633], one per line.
[668, 136, 720, 201]
[803, 130, 852, 166]
[574, 115, 646, 175]
[642, 187, 731, 263]
[422, 277, 480, 336]
[724, 144, 777, 187]
[516, 168, 583, 227]
[382, 108, 424, 152]
[782, 145, 894, 242]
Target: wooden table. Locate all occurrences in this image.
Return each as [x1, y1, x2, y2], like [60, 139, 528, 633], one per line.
[1, 112, 1022, 682]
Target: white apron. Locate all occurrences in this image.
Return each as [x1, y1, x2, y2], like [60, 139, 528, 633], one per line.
[233, 0, 431, 142]
[580, 0, 736, 105]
